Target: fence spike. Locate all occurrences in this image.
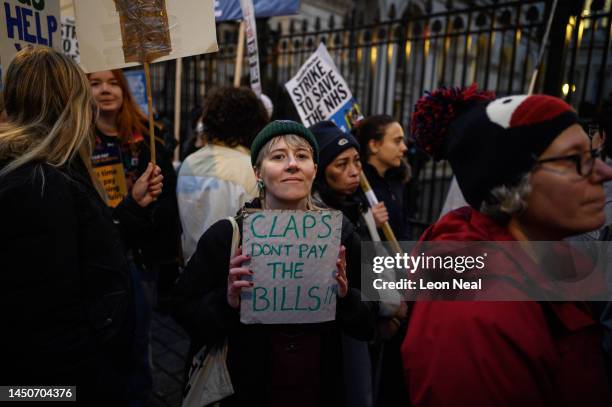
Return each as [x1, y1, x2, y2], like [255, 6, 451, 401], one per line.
[389, 4, 397, 20]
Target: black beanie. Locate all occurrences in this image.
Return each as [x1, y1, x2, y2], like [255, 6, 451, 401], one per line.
[309, 121, 360, 173]
[412, 86, 578, 209]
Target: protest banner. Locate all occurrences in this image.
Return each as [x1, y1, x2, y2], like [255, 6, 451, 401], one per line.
[0, 0, 60, 68]
[124, 69, 149, 115]
[285, 43, 362, 132]
[73, 0, 218, 73]
[215, 0, 300, 21]
[239, 0, 261, 96]
[60, 15, 78, 63]
[240, 210, 343, 324]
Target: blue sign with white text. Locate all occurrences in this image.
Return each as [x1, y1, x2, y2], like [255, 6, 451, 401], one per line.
[214, 0, 300, 21]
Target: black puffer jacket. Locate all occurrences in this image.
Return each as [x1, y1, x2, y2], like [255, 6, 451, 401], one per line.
[0, 160, 139, 405]
[172, 199, 377, 407]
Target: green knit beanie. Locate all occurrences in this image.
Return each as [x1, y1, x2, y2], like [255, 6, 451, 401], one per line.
[250, 120, 319, 166]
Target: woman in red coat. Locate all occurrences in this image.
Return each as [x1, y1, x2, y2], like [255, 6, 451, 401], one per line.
[403, 86, 612, 406]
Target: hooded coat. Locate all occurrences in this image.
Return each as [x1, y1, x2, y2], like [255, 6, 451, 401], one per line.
[401, 206, 612, 407]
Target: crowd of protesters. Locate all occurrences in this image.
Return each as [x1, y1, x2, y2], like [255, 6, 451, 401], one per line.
[2, 45, 612, 407]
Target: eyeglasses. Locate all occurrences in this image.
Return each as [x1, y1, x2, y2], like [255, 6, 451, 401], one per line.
[536, 147, 604, 177]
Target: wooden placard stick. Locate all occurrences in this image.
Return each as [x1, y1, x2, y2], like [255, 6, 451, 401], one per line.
[143, 61, 157, 163]
[234, 21, 246, 87]
[527, 0, 559, 95]
[113, 0, 172, 164]
[360, 172, 403, 254]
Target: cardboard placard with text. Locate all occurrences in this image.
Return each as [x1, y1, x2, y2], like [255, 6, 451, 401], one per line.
[240, 210, 342, 324]
[0, 0, 61, 69]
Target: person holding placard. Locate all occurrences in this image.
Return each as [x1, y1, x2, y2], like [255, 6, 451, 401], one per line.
[172, 120, 376, 406]
[88, 68, 181, 404]
[0, 46, 162, 404]
[310, 120, 409, 407]
[354, 115, 411, 241]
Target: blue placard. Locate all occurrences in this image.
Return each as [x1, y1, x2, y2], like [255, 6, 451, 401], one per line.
[215, 0, 300, 21]
[124, 70, 148, 116]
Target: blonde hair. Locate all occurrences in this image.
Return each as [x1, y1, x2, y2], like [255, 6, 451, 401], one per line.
[254, 134, 318, 210]
[0, 46, 105, 199]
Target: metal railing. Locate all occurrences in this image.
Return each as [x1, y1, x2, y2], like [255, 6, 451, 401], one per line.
[147, 0, 612, 237]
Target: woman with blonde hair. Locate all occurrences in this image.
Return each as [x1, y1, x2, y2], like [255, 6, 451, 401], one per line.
[172, 120, 377, 406]
[0, 46, 161, 405]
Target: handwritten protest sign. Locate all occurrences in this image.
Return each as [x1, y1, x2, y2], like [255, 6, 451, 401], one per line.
[0, 0, 60, 68]
[73, 0, 218, 73]
[60, 15, 78, 63]
[285, 43, 362, 132]
[240, 210, 343, 324]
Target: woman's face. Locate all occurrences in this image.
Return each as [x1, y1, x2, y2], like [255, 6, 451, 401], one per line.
[325, 147, 362, 196]
[521, 124, 612, 238]
[255, 137, 317, 208]
[88, 70, 124, 115]
[368, 122, 407, 171]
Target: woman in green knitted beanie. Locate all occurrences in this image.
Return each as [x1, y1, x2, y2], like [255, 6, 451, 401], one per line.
[173, 120, 376, 406]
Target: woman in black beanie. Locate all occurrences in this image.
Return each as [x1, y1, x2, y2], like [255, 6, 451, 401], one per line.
[310, 120, 409, 407]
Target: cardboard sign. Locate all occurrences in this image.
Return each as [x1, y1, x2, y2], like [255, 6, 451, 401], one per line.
[285, 43, 361, 132]
[124, 69, 149, 115]
[240, 210, 343, 324]
[239, 0, 261, 96]
[215, 0, 300, 21]
[0, 0, 61, 68]
[91, 141, 128, 207]
[60, 15, 79, 63]
[73, 0, 218, 73]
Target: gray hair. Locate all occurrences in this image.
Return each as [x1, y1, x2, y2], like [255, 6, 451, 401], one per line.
[479, 173, 531, 223]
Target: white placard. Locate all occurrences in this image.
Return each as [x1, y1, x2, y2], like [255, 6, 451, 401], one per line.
[285, 42, 360, 132]
[0, 0, 61, 68]
[60, 15, 78, 63]
[73, 0, 218, 73]
[240, 210, 343, 324]
[239, 0, 261, 96]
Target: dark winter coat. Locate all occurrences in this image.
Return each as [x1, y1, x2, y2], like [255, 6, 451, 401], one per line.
[172, 200, 377, 407]
[362, 162, 411, 240]
[0, 159, 139, 405]
[402, 207, 612, 407]
[312, 181, 371, 241]
[94, 129, 181, 266]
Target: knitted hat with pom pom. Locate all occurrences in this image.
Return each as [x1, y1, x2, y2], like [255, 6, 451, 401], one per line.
[411, 84, 578, 209]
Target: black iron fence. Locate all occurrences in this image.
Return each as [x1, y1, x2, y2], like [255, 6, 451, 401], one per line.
[148, 0, 612, 237]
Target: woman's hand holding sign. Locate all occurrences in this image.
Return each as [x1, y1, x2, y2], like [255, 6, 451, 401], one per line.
[132, 162, 163, 207]
[336, 245, 348, 298]
[227, 246, 253, 309]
